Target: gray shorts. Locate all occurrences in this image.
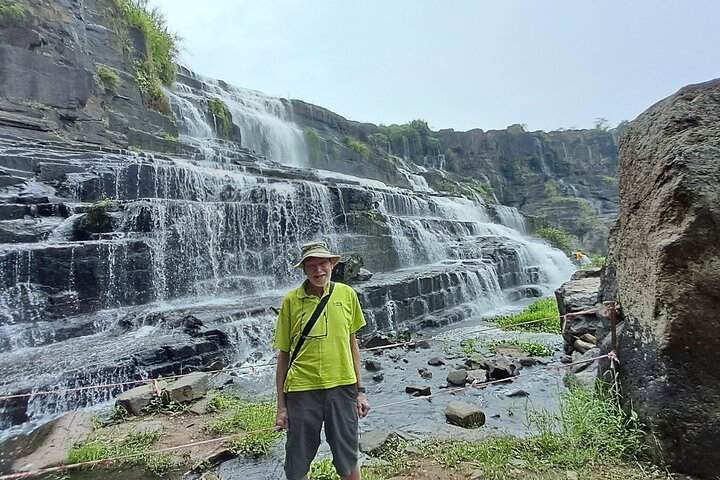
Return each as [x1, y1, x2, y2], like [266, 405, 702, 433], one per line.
[284, 384, 359, 480]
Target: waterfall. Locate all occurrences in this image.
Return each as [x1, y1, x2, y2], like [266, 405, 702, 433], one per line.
[0, 71, 576, 435]
[493, 205, 527, 234]
[534, 137, 552, 176]
[168, 69, 309, 166]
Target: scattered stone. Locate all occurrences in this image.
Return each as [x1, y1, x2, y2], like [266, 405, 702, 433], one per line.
[573, 339, 595, 354]
[372, 373, 384, 382]
[405, 385, 431, 396]
[566, 471, 579, 480]
[360, 429, 397, 455]
[418, 368, 433, 379]
[519, 357, 537, 367]
[465, 369, 486, 383]
[363, 335, 393, 349]
[364, 359, 382, 371]
[116, 381, 168, 416]
[487, 358, 516, 380]
[427, 357, 445, 366]
[444, 401, 485, 429]
[560, 355, 572, 364]
[169, 372, 209, 403]
[465, 355, 489, 370]
[579, 333, 597, 344]
[468, 469, 484, 480]
[415, 340, 431, 349]
[446, 369, 468, 386]
[507, 390, 529, 398]
[494, 345, 525, 357]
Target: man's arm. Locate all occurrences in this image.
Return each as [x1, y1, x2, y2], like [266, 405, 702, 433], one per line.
[350, 333, 370, 417]
[275, 350, 290, 429]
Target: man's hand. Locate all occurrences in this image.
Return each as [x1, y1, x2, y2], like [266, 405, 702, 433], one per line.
[357, 394, 370, 418]
[275, 406, 288, 430]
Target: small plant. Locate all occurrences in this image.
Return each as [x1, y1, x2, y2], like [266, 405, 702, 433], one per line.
[461, 338, 477, 354]
[602, 175, 618, 183]
[96, 64, 122, 91]
[309, 458, 340, 479]
[207, 97, 234, 139]
[141, 392, 189, 415]
[0, 0, 25, 21]
[361, 436, 409, 478]
[493, 298, 561, 333]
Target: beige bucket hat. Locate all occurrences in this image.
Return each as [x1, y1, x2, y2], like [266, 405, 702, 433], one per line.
[294, 241, 341, 269]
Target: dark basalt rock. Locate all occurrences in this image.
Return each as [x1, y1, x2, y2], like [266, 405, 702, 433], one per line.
[602, 78, 720, 478]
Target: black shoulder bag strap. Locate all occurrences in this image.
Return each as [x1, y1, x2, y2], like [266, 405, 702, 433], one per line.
[288, 282, 335, 369]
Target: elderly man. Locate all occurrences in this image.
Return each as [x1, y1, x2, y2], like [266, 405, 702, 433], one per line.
[274, 241, 371, 480]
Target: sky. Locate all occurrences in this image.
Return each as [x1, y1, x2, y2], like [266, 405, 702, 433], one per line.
[148, 0, 720, 133]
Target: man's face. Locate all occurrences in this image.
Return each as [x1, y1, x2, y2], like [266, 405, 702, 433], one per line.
[303, 257, 333, 289]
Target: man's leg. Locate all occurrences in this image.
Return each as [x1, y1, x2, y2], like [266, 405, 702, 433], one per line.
[341, 464, 360, 480]
[285, 390, 325, 480]
[324, 385, 360, 479]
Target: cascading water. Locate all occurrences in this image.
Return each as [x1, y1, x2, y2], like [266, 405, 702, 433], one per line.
[0, 68, 574, 438]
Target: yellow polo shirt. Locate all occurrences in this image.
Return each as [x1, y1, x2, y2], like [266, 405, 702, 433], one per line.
[273, 281, 366, 393]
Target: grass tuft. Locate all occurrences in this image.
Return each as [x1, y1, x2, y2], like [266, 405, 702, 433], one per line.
[203, 394, 282, 457]
[494, 298, 561, 333]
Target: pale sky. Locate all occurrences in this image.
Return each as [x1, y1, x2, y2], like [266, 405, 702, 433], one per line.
[149, 0, 720, 132]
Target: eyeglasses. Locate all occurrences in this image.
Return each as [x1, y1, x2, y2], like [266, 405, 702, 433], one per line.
[300, 297, 328, 340]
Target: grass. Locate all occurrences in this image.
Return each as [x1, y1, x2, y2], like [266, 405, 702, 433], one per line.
[67, 431, 173, 475]
[113, 0, 178, 114]
[0, 0, 25, 21]
[96, 64, 122, 91]
[203, 393, 282, 457]
[419, 384, 655, 479]
[493, 298, 561, 333]
[344, 136, 370, 158]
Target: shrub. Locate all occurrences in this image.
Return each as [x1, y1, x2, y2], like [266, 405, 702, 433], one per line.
[344, 136, 370, 158]
[207, 97, 234, 139]
[534, 226, 575, 252]
[96, 64, 122, 91]
[0, 0, 25, 21]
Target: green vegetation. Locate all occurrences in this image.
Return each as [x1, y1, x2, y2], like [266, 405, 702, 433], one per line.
[0, 0, 25, 21]
[534, 226, 575, 253]
[95, 64, 122, 91]
[603, 175, 618, 183]
[588, 254, 606, 268]
[113, 0, 178, 114]
[76, 198, 116, 238]
[461, 338, 477, 354]
[67, 431, 172, 475]
[207, 97, 234, 139]
[423, 385, 652, 479]
[493, 298, 561, 333]
[309, 458, 340, 479]
[203, 394, 282, 457]
[141, 393, 189, 415]
[344, 135, 370, 158]
[486, 339, 554, 357]
[361, 436, 409, 479]
[304, 127, 324, 163]
[378, 119, 441, 160]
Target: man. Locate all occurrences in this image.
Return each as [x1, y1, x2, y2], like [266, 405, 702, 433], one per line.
[274, 241, 371, 480]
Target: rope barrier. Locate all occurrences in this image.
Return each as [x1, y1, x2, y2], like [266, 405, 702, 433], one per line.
[0, 307, 605, 402]
[0, 351, 617, 480]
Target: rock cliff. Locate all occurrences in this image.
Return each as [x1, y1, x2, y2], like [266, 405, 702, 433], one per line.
[602, 78, 720, 477]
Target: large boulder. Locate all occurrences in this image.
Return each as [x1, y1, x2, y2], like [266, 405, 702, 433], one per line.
[603, 78, 720, 477]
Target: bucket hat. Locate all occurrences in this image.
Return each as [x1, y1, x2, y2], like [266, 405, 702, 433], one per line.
[294, 241, 341, 269]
